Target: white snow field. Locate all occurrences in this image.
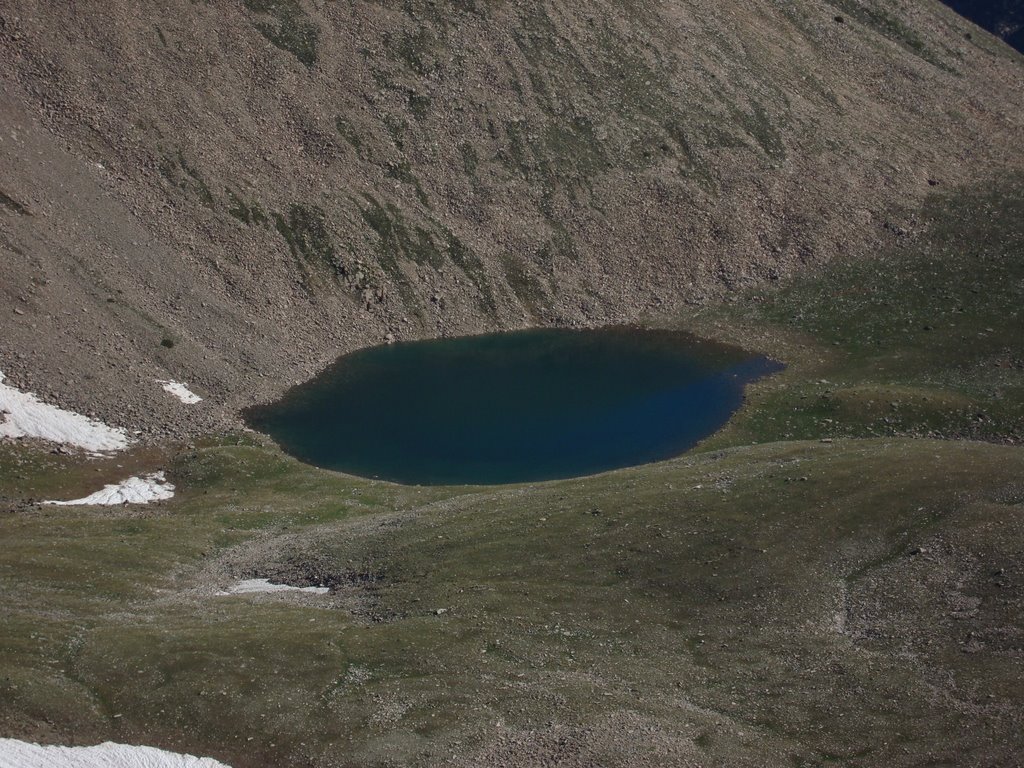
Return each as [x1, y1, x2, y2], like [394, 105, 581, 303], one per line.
[0, 371, 130, 451]
[218, 579, 330, 596]
[0, 739, 231, 768]
[44, 472, 175, 506]
[156, 380, 202, 405]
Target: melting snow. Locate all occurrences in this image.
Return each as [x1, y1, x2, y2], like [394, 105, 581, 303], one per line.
[157, 380, 202, 405]
[44, 472, 174, 506]
[0, 371, 130, 451]
[0, 738, 231, 768]
[217, 579, 330, 596]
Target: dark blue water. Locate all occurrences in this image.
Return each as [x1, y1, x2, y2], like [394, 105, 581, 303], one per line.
[940, 1, 1023, 52]
[246, 327, 781, 485]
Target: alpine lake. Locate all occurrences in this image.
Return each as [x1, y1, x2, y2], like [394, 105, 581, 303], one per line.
[246, 327, 782, 485]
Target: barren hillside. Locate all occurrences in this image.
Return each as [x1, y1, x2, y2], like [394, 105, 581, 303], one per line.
[1, 0, 1022, 434]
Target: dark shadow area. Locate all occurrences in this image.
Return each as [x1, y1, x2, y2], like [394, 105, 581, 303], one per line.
[942, 0, 1024, 51]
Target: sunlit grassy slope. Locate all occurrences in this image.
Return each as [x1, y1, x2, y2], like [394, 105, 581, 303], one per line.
[0, 177, 1021, 767]
[688, 173, 1024, 448]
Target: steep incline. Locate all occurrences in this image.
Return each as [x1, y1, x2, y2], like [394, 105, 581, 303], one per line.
[0, 0, 1022, 436]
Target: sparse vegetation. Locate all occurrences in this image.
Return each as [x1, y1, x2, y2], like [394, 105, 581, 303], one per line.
[226, 189, 268, 226]
[500, 253, 550, 317]
[334, 115, 363, 152]
[407, 91, 431, 121]
[360, 194, 443, 272]
[459, 142, 479, 176]
[682, 174, 1024, 448]
[0, 189, 30, 215]
[825, 0, 952, 70]
[243, 0, 319, 68]
[273, 204, 343, 275]
[445, 231, 497, 313]
[158, 151, 215, 209]
[2, 178, 1023, 766]
[386, 27, 435, 75]
[383, 159, 429, 207]
[731, 100, 786, 160]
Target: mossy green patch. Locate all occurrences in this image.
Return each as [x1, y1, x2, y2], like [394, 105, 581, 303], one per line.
[407, 92, 432, 121]
[273, 203, 344, 276]
[225, 189, 268, 226]
[459, 142, 479, 176]
[444, 231, 497, 313]
[360, 194, 442, 273]
[498, 117, 610, 202]
[357, 196, 495, 312]
[500, 253, 550, 317]
[158, 150, 215, 209]
[381, 113, 407, 151]
[384, 160, 430, 207]
[243, 0, 319, 68]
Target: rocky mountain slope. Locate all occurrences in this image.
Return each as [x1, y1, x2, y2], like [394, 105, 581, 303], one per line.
[1, 0, 1022, 436]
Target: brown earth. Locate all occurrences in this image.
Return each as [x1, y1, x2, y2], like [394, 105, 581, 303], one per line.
[0, 0, 1022, 438]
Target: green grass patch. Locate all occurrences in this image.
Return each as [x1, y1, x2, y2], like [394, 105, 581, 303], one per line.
[2, 175, 1023, 765]
[2, 437, 1022, 764]
[680, 175, 1024, 448]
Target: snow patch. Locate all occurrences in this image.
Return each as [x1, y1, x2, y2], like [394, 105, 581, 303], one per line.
[0, 738, 231, 768]
[44, 472, 174, 506]
[156, 380, 202, 405]
[217, 578, 330, 596]
[0, 371, 130, 452]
